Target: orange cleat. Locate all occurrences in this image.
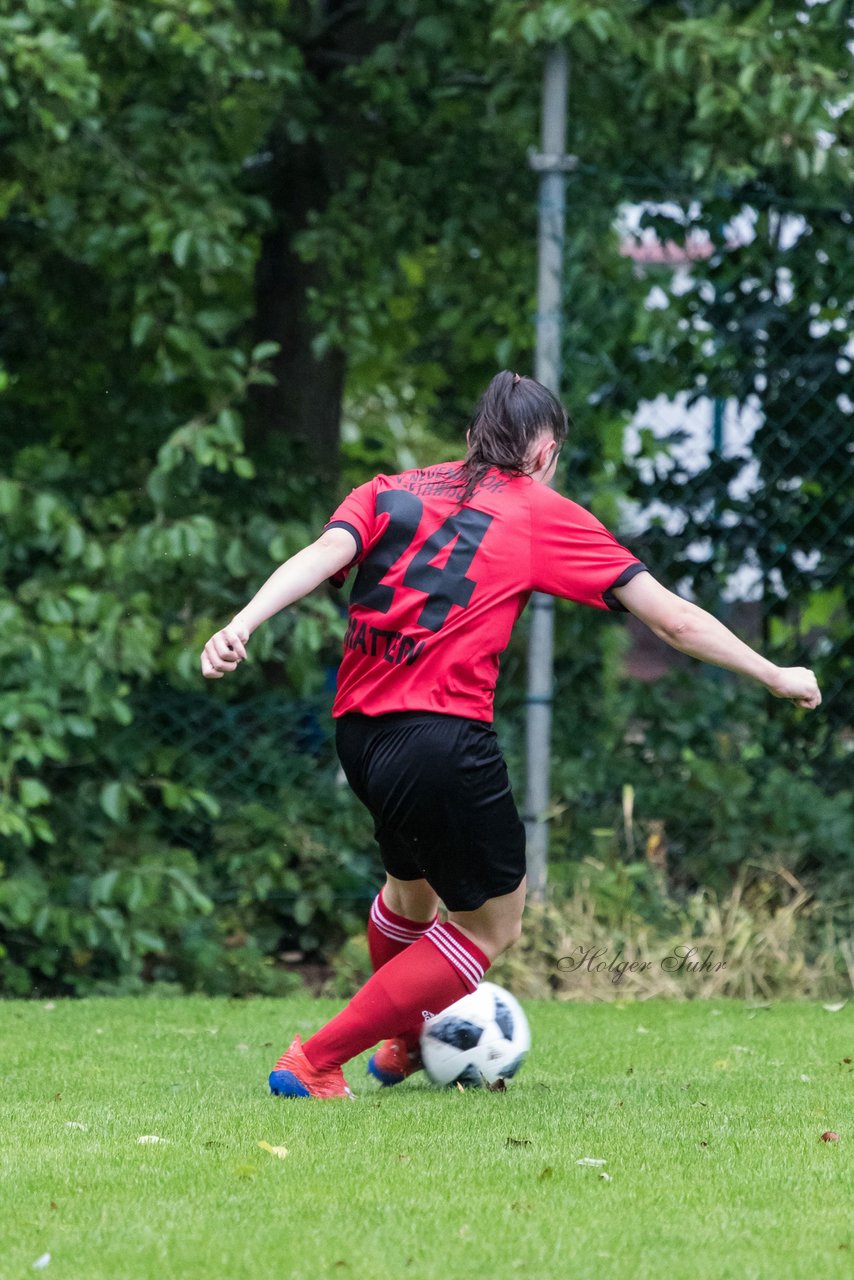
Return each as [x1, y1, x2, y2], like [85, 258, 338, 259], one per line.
[367, 1035, 423, 1086]
[269, 1034, 354, 1100]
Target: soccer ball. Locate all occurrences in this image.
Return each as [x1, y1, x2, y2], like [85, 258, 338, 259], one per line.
[420, 982, 530, 1087]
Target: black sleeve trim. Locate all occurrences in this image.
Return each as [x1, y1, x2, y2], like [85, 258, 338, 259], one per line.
[603, 562, 649, 612]
[324, 520, 363, 559]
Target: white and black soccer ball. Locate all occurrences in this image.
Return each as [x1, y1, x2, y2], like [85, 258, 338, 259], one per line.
[420, 982, 530, 1087]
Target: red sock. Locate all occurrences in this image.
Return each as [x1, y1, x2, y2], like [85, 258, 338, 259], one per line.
[303, 923, 490, 1072]
[367, 887, 438, 971]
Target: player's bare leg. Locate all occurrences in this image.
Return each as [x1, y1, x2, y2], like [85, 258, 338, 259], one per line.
[381, 873, 440, 923]
[446, 876, 527, 963]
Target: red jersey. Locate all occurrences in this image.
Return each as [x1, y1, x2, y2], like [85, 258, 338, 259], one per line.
[324, 462, 646, 722]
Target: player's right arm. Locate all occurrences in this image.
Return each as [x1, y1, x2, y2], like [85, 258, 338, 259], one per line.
[612, 572, 821, 709]
[200, 527, 357, 680]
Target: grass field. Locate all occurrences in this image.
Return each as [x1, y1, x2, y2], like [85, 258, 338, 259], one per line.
[1, 996, 851, 1280]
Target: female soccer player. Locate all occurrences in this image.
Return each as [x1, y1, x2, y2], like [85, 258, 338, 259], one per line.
[201, 370, 821, 1099]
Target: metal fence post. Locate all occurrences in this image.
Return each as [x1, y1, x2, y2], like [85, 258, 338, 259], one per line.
[524, 46, 571, 901]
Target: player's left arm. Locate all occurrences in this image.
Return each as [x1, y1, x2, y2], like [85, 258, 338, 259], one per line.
[200, 527, 357, 680]
[612, 571, 822, 710]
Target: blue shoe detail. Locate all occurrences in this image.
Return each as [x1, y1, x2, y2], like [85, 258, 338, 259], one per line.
[366, 1054, 405, 1087]
[269, 1068, 311, 1098]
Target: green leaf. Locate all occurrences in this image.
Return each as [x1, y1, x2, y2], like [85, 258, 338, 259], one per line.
[100, 781, 127, 823]
[133, 929, 166, 953]
[161, 781, 189, 810]
[412, 17, 450, 47]
[18, 778, 51, 809]
[131, 312, 154, 347]
[63, 523, 85, 560]
[0, 479, 20, 515]
[172, 229, 193, 267]
[585, 9, 612, 42]
[250, 341, 280, 363]
[91, 868, 120, 904]
[146, 469, 170, 508]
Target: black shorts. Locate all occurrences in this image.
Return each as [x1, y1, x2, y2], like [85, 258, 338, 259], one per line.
[335, 711, 527, 913]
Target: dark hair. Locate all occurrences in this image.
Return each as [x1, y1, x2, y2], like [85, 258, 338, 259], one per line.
[459, 370, 569, 502]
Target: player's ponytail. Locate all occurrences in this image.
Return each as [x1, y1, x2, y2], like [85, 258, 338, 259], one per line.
[460, 371, 569, 503]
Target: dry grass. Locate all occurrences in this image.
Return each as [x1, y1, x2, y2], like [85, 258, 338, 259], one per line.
[491, 863, 852, 1002]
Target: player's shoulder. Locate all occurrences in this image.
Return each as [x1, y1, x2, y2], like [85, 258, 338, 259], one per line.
[527, 480, 603, 527]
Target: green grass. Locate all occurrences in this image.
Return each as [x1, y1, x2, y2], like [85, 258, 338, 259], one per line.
[1, 997, 851, 1280]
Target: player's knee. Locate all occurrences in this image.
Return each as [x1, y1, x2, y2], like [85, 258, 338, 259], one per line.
[383, 875, 439, 923]
[482, 916, 523, 959]
[499, 915, 524, 954]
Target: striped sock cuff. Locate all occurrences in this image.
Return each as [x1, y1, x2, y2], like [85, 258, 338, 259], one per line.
[425, 922, 490, 992]
[370, 891, 439, 945]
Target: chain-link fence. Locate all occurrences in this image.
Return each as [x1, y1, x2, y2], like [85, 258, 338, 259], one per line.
[532, 174, 852, 901]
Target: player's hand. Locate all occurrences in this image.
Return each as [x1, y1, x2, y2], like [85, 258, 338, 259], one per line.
[200, 623, 249, 680]
[766, 665, 821, 710]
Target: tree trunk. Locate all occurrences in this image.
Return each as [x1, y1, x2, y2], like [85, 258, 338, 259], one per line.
[250, 144, 346, 482]
[248, 4, 402, 479]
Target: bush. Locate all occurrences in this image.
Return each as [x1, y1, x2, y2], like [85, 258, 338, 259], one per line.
[0, 689, 382, 996]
